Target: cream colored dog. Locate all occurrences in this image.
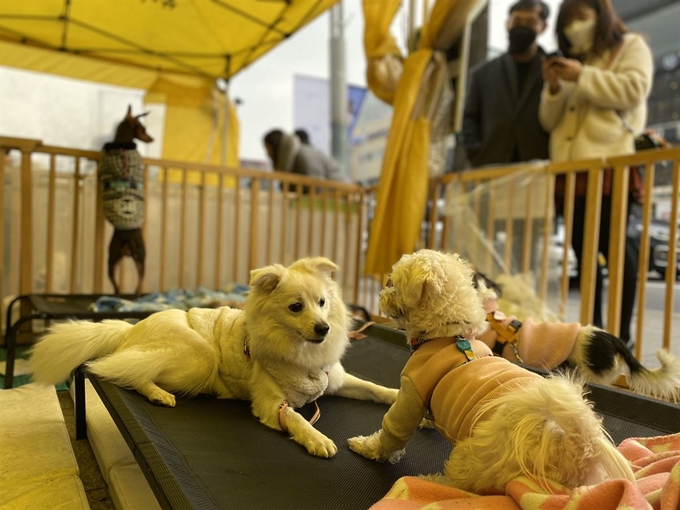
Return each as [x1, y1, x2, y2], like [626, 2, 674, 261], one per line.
[348, 250, 634, 493]
[30, 257, 398, 458]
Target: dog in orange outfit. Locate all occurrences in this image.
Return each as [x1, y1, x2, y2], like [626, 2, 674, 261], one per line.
[348, 250, 634, 493]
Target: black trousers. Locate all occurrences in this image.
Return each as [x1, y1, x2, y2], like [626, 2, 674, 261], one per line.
[570, 196, 639, 342]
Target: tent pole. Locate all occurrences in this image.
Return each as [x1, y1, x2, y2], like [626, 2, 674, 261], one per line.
[221, 83, 229, 168]
[330, 1, 348, 178]
[408, 0, 417, 51]
[422, 0, 430, 25]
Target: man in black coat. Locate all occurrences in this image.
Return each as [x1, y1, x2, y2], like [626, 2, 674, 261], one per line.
[463, 0, 550, 168]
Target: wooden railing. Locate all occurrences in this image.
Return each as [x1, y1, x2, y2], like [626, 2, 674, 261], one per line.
[428, 147, 680, 359]
[2, 136, 679, 361]
[0, 137, 371, 316]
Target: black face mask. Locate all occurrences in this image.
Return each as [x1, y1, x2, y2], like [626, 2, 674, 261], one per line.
[508, 26, 537, 54]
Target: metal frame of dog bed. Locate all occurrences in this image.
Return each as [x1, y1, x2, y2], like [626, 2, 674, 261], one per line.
[3, 294, 156, 389]
[73, 322, 680, 510]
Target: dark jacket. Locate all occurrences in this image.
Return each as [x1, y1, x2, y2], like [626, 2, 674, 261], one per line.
[462, 49, 550, 168]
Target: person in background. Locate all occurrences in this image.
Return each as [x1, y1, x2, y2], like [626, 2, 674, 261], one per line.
[463, 0, 551, 168]
[462, 0, 551, 273]
[263, 129, 347, 183]
[540, 0, 653, 348]
[294, 129, 311, 146]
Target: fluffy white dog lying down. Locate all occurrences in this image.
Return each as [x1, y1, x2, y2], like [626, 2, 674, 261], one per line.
[30, 257, 398, 458]
[348, 250, 635, 493]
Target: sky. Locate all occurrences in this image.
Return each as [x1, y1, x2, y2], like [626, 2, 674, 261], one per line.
[231, 0, 562, 161]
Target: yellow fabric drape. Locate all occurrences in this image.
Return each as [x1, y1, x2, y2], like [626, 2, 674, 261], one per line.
[0, 39, 240, 173]
[0, 0, 340, 169]
[365, 51, 432, 275]
[362, 0, 404, 104]
[0, 39, 161, 89]
[363, 0, 481, 276]
[145, 79, 240, 187]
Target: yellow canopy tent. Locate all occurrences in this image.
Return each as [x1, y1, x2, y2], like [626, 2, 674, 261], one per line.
[0, 0, 340, 167]
[363, 0, 482, 276]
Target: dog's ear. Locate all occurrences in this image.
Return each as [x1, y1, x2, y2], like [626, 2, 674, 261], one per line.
[291, 257, 338, 276]
[126, 105, 133, 119]
[250, 264, 285, 292]
[400, 265, 442, 308]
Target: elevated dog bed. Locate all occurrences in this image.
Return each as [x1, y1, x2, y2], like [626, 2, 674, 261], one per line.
[76, 323, 680, 510]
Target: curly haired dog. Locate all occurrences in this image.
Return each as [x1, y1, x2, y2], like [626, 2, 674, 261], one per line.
[348, 250, 634, 493]
[30, 257, 398, 458]
[473, 271, 680, 402]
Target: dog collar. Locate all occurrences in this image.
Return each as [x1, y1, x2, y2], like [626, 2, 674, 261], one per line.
[410, 335, 469, 354]
[409, 337, 430, 352]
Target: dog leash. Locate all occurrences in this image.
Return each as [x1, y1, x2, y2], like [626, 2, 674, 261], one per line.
[278, 400, 321, 433]
[348, 321, 375, 340]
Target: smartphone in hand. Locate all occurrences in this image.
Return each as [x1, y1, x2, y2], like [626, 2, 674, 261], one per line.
[545, 50, 564, 60]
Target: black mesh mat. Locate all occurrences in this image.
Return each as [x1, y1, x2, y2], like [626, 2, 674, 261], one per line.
[88, 323, 680, 510]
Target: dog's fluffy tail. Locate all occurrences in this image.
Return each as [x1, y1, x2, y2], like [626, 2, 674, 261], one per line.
[29, 320, 132, 385]
[626, 349, 680, 402]
[444, 376, 634, 493]
[581, 327, 680, 402]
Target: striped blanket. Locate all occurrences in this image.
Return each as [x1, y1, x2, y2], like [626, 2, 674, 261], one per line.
[372, 433, 680, 510]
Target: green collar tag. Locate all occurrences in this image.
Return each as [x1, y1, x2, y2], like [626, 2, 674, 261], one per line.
[456, 338, 476, 362]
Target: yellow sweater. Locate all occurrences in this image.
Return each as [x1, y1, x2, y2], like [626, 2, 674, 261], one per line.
[379, 338, 541, 451]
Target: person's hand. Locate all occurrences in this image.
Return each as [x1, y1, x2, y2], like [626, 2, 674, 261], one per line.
[542, 57, 561, 95]
[548, 56, 583, 82]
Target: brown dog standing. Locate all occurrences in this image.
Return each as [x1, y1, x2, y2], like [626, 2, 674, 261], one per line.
[100, 106, 153, 295]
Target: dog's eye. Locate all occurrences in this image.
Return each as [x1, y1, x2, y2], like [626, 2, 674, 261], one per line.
[319, 299, 325, 307]
[385, 277, 393, 288]
[288, 302, 303, 313]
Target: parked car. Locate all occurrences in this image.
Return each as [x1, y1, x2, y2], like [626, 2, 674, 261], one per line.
[629, 217, 680, 279]
[534, 221, 578, 280]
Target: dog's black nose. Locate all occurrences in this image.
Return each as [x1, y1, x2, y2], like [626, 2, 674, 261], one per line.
[314, 323, 330, 336]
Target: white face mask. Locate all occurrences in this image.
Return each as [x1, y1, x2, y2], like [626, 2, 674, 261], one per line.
[564, 18, 597, 55]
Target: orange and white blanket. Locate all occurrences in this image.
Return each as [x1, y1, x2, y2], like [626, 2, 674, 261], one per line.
[371, 433, 680, 510]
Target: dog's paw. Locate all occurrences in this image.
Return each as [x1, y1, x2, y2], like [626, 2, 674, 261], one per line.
[348, 431, 404, 463]
[419, 417, 435, 429]
[347, 435, 374, 458]
[378, 388, 399, 405]
[418, 473, 452, 486]
[303, 434, 338, 458]
[147, 390, 176, 407]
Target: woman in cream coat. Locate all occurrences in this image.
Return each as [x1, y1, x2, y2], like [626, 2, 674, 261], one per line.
[539, 0, 653, 346]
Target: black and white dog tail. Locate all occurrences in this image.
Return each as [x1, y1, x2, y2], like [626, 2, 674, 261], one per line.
[576, 326, 680, 402]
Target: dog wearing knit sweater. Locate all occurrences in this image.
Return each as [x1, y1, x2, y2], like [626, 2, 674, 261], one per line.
[348, 250, 634, 494]
[100, 106, 153, 296]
